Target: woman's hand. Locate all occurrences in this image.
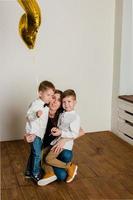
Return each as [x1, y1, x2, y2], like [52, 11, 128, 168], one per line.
[51, 138, 66, 154]
[24, 133, 36, 143]
[51, 127, 61, 136]
[78, 127, 85, 138]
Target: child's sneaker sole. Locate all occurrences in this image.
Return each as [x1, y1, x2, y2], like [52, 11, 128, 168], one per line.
[66, 165, 78, 183]
[25, 175, 31, 179]
[38, 175, 57, 186]
[24, 172, 31, 179]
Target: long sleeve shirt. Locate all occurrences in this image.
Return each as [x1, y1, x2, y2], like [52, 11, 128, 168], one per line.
[50, 110, 80, 150]
[25, 98, 49, 139]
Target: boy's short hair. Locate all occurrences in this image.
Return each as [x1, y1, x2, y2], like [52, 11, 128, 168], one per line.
[38, 80, 55, 92]
[62, 89, 76, 100]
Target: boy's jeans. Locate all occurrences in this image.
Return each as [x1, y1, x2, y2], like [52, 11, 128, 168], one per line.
[53, 150, 73, 181]
[26, 136, 42, 176]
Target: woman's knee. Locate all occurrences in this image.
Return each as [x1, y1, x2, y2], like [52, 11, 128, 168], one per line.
[58, 150, 73, 163]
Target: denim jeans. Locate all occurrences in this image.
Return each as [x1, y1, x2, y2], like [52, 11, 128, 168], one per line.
[53, 149, 73, 181]
[26, 136, 42, 176]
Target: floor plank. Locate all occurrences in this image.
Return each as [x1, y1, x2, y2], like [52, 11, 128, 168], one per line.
[1, 143, 18, 188]
[1, 188, 24, 200]
[1, 131, 133, 200]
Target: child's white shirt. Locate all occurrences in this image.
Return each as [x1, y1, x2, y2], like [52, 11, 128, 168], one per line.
[25, 98, 49, 139]
[51, 110, 80, 150]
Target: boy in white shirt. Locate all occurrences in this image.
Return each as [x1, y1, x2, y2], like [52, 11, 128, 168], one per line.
[25, 80, 55, 182]
[38, 89, 80, 185]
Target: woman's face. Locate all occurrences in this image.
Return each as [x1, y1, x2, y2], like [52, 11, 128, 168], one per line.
[49, 93, 61, 113]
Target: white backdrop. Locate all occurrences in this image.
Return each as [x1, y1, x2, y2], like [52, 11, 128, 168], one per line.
[111, 0, 133, 135]
[119, 0, 133, 94]
[0, 0, 115, 141]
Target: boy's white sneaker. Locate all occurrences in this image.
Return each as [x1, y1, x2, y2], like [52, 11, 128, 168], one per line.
[38, 172, 57, 186]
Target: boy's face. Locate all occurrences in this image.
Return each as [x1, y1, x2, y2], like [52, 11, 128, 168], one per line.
[62, 96, 76, 112]
[39, 88, 54, 104]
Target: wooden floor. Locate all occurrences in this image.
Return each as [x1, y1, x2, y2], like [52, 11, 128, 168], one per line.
[1, 131, 133, 200]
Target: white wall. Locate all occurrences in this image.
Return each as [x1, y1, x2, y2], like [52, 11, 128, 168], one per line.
[111, 0, 133, 135]
[111, 0, 123, 134]
[119, 0, 133, 94]
[0, 0, 115, 141]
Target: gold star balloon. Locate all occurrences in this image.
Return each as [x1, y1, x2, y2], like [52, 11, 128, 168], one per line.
[18, 0, 41, 49]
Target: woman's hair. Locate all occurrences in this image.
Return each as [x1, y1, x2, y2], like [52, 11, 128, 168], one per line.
[52, 89, 63, 126]
[55, 89, 63, 101]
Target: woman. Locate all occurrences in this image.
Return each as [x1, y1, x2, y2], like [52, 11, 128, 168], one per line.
[25, 90, 85, 184]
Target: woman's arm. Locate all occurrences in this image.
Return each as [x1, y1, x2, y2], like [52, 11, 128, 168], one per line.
[76, 127, 85, 138]
[51, 138, 71, 153]
[51, 127, 85, 153]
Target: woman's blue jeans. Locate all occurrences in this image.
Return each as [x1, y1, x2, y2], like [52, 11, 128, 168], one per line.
[53, 149, 73, 181]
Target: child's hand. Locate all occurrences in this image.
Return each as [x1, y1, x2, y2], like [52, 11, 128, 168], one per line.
[51, 127, 57, 133]
[24, 133, 36, 143]
[36, 110, 43, 118]
[51, 127, 61, 136]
